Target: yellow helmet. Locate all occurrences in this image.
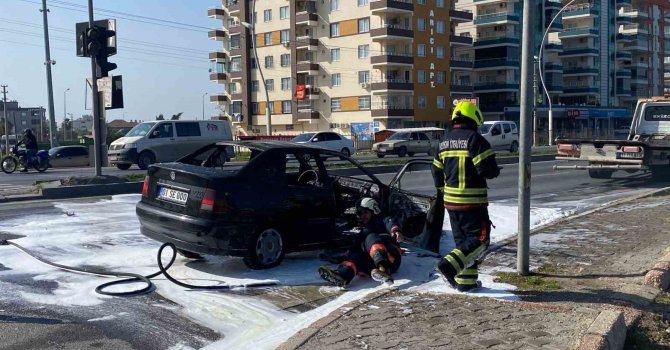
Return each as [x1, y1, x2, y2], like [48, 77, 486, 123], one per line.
[452, 101, 484, 126]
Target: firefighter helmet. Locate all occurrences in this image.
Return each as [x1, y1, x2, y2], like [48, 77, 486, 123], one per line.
[452, 101, 484, 126]
[356, 197, 381, 215]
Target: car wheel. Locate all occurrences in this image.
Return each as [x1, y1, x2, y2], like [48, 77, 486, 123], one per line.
[340, 148, 351, 158]
[243, 227, 285, 270]
[407, 152, 415, 157]
[397, 146, 407, 157]
[137, 151, 156, 170]
[510, 141, 519, 153]
[376, 154, 385, 158]
[177, 249, 203, 260]
[116, 163, 131, 170]
[427, 148, 436, 156]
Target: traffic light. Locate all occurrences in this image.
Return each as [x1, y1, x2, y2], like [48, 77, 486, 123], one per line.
[76, 20, 117, 77]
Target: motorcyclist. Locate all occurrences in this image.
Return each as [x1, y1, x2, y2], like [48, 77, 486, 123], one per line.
[16, 128, 38, 172]
[318, 197, 404, 287]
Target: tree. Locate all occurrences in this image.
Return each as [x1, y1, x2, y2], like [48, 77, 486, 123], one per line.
[171, 112, 183, 120]
[156, 114, 164, 120]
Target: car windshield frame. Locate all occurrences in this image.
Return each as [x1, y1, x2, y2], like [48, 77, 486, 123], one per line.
[387, 132, 410, 141]
[291, 133, 316, 142]
[478, 124, 492, 134]
[125, 123, 156, 137]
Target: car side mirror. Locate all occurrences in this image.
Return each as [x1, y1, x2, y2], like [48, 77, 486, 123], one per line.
[491, 129, 501, 136]
[56, 154, 60, 157]
[312, 138, 319, 142]
[152, 130, 160, 137]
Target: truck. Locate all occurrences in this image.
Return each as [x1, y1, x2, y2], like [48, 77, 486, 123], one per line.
[554, 96, 670, 180]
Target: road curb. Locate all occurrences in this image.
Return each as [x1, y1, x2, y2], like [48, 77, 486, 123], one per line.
[41, 182, 142, 200]
[576, 310, 627, 350]
[643, 248, 670, 291]
[276, 287, 398, 350]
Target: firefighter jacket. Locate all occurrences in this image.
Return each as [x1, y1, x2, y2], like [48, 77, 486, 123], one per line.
[432, 124, 500, 209]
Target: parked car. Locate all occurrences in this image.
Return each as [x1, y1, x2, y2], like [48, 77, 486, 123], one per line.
[478, 121, 519, 153]
[290, 132, 354, 158]
[48, 145, 90, 168]
[136, 141, 439, 269]
[372, 131, 438, 158]
[108, 120, 233, 170]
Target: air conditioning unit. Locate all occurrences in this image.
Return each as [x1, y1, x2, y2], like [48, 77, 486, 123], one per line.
[361, 83, 368, 88]
[282, 41, 290, 47]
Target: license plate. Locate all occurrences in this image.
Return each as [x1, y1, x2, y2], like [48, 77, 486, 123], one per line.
[158, 187, 189, 205]
[378, 148, 386, 153]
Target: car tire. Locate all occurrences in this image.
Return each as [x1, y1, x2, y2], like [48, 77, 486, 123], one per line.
[427, 148, 436, 156]
[407, 152, 415, 157]
[243, 227, 285, 270]
[376, 154, 385, 158]
[177, 249, 204, 260]
[137, 151, 156, 170]
[397, 146, 407, 157]
[340, 148, 351, 159]
[510, 141, 519, 153]
[116, 163, 131, 170]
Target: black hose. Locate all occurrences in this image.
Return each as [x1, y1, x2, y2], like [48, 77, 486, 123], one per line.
[1, 240, 277, 297]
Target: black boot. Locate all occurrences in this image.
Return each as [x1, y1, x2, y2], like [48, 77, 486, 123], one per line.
[318, 265, 354, 287]
[437, 259, 457, 288]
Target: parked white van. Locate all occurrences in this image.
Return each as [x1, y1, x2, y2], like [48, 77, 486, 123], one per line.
[478, 121, 519, 153]
[108, 120, 233, 170]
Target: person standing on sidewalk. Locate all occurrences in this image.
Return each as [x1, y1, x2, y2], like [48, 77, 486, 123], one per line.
[432, 101, 500, 292]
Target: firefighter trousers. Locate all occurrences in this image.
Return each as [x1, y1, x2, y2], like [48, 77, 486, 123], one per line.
[442, 208, 491, 287]
[340, 233, 402, 280]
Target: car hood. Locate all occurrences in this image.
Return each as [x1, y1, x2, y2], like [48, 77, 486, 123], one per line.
[111, 136, 143, 146]
[379, 140, 407, 145]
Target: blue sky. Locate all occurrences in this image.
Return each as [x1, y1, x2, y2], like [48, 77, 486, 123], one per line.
[0, 0, 220, 124]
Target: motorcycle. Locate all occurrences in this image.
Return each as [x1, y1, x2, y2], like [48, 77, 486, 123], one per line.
[1, 146, 49, 174]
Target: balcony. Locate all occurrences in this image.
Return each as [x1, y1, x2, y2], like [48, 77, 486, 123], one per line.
[616, 88, 632, 96]
[616, 15, 632, 25]
[370, 80, 413, 92]
[209, 72, 228, 82]
[296, 61, 320, 74]
[558, 27, 599, 39]
[545, 0, 562, 10]
[209, 51, 229, 62]
[295, 12, 318, 26]
[297, 110, 320, 121]
[473, 58, 520, 70]
[547, 85, 563, 93]
[473, 12, 520, 25]
[624, 39, 648, 51]
[559, 48, 599, 57]
[370, 25, 413, 40]
[370, 0, 414, 13]
[225, 0, 242, 15]
[450, 59, 474, 70]
[450, 84, 473, 94]
[628, 60, 649, 69]
[563, 86, 599, 95]
[617, 33, 634, 42]
[371, 105, 413, 118]
[631, 74, 648, 84]
[616, 52, 633, 61]
[548, 20, 563, 32]
[562, 4, 599, 18]
[544, 63, 563, 72]
[474, 36, 520, 48]
[209, 93, 230, 104]
[450, 9, 473, 23]
[545, 42, 563, 52]
[305, 85, 321, 99]
[208, 8, 226, 19]
[208, 29, 227, 41]
[620, 24, 648, 35]
[296, 37, 319, 50]
[229, 70, 244, 80]
[616, 0, 631, 7]
[563, 67, 599, 76]
[370, 54, 414, 66]
[450, 35, 473, 46]
[474, 82, 519, 92]
[616, 70, 632, 78]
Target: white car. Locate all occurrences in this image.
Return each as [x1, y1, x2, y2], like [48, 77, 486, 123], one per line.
[478, 121, 519, 153]
[290, 132, 354, 158]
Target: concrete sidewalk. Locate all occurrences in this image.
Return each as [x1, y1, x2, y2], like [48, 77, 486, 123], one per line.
[280, 193, 670, 350]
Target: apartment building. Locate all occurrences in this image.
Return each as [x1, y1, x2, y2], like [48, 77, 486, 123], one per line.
[208, 0, 473, 135]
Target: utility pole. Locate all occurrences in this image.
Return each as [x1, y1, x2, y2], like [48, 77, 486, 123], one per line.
[517, 0, 535, 276]
[533, 57, 538, 147]
[41, 0, 58, 149]
[88, 0, 102, 176]
[1, 85, 8, 155]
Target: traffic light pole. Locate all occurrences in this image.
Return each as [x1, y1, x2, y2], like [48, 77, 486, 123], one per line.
[41, 0, 58, 149]
[88, 0, 102, 176]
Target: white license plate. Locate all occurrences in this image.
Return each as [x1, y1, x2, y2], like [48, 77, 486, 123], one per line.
[378, 148, 386, 153]
[158, 187, 189, 205]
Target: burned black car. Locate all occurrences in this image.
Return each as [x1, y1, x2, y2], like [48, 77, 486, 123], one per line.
[136, 141, 441, 269]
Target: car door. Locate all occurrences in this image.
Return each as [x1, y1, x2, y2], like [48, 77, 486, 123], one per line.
[50, 147, 70, 167]
[417, 132, 431, 153]
[502, 122, 513, 150]
[147, 122, 176, 162]
[387, 160, 442, 251]
[489, 123, 504, 150]
[409, 132, 421, 154]
[72, 147, 90, 167]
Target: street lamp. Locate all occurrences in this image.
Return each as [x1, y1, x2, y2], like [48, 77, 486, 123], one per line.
[538, 0, 577, 146]
[63, 88, 70, 141]
[202, 92, 208, 120]
[242, 3, 272, 136]
[67, 112, 74, 140]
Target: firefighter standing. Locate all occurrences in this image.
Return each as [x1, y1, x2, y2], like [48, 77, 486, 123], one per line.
[432, 101, 500, 292]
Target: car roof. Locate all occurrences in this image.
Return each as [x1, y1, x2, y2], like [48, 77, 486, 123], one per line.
[51, 145, 87, 150]
[214, 140, 337, 152]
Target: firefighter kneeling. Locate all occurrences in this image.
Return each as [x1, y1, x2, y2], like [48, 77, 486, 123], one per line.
[432, 101, 500, 292]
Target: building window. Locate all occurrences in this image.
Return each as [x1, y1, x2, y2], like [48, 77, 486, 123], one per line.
[282, 101, 292, 114]
[230, 34, 241, 49]
[417, 18, 426, 31]
[252, 103, 259, 114]
[417, 70, 426, 83]
[230, 57, 242, 71]
[331, 73, 342, 87]
[358, 71, 370, 84]
[265, 55, 274, 68]
[358, 18, 370, 33]
[358, 96, 371, 110]
[436, 0, 444, 7]
[358, 0, 369, 6]
[229, 83, 237, 94]
[417, 0, 425, 4]
[264, 9, 272, 22]
[280, 6, 289, 19]
[251, 80, 259, 92]
[281, 53, 290, 67]
[268, 102, 275, 114]
[331, 98, 341, 111]
[436, 71, 446, 84]
[418, 96, 427, 109]
[330, 23, 340, 37]
[264, 32, 272, 46]
[417, 44, 426, 57]
[436, 20, 445, 34]
[358, 45, 369, 58]
[436, 46, 445, 58]
[280, 30, 290, 43]
[331, 0, 340, 12]
[437, 96, 446, 109]
[331, 48, 341, 62]
[281, 78, 291, 90]
[266, 79, 274, 91]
